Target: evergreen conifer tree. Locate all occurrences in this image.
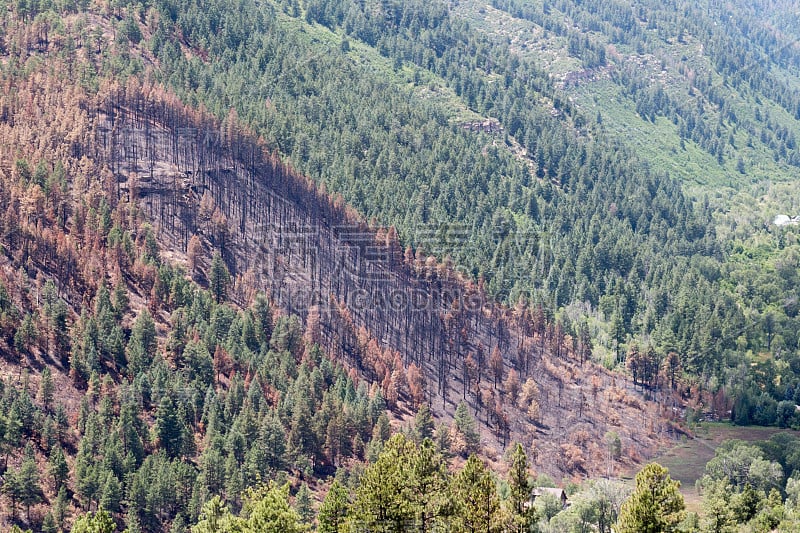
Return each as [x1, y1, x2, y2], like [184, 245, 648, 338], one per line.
[616, 463, 685, 533]
[319, 480, 349, 533]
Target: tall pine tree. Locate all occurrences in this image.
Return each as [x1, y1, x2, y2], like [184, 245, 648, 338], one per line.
[507, 443, 535, 532]
[451, 454, 501, 533]
[319, 480, 349, 533]
[209, 252, 231, 303]
[616, 463, 685, 533]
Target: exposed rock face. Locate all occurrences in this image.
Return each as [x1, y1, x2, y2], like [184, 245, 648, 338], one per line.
[92, 88, 667, 475]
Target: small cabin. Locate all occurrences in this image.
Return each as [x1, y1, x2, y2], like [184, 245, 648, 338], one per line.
[531, 487, 569, 509]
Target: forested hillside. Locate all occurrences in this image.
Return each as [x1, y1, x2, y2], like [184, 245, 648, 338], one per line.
[449, 0, 800, 423]
[0, 3, 669, 530]
[2, 0, 800, 530]
[482, 0, 800, 179]
[138, 0, 800, 419]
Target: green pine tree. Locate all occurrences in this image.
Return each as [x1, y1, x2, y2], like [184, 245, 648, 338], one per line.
[71, 510, 116, 533]
[3, 461, 22, 519]
[126, 310, 157, 377]
[507, 443, 535, 532]
[209, 252, 231, 303]
[99, 471, 123, 514]
[454, 401, 480, 456]
[451, 454, 501, 533]
[154, 395, 184, 458]
[408, 438, 451, 530]
[14, 312, 38, 354]
[191, 496, 241, 533]
[699, 476, 736, 533]
[38, 367, 54, 412]
[48, 445, 69, 491]
[414, 403, 435, 441]
[17, 442, 43, 521]
[295, 482, 313, 525]
[349, 434, 417, 531]
[112, 281, 130, 319]
[41, 511, 58, 533]
[251, 292, 273, 346]
[319, 480, 349, 533]
[52, 486, 69, 531]
[616, 463, 685, 533]
[244, 482, 306, 532]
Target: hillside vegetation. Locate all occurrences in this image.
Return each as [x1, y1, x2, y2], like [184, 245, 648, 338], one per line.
[2, 0, 800, 531]
[140, 0, 800, 420]
[0, 4, 667, 530]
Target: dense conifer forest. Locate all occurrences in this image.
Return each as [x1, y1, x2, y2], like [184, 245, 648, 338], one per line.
[1, 0, 800, 531]
[139, 0, 800, 424]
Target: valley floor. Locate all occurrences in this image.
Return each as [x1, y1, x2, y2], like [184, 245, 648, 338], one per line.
[646, 423, 799, 513]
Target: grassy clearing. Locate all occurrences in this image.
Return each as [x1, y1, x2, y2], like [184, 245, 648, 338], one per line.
[454, 0, 580, 76]
[570, 76, 800, 224]
[455, 0, 800, 217]
[643, 423, 799, 513]
[274, 10, 484, 125]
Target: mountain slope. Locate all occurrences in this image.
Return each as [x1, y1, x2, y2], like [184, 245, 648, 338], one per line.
[145, 0, 732, 372]
[476, 0, 800, 186]
[3, 0, 800, 528]
[149, 0, 800, 415]
[0, 5, 672, 531]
